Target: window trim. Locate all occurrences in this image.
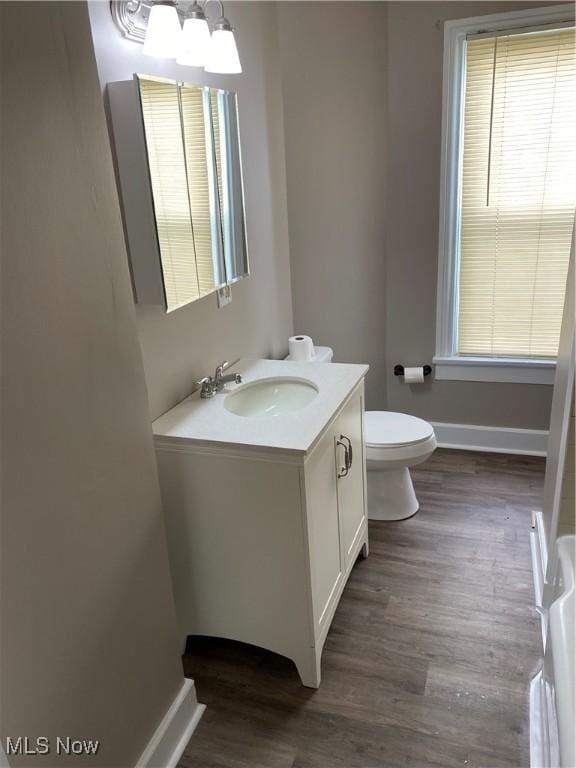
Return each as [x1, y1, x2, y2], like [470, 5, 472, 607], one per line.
[435, 4, 574, 386]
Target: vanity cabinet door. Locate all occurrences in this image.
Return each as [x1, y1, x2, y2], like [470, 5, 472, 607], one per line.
[305, 428, 343, 630]
[335, 390, 367, 566]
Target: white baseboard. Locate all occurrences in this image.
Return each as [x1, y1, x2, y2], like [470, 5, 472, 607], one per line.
[431, 421, 549, 456]
[0, 744, 9, 768]
[136, 679, 206, 768]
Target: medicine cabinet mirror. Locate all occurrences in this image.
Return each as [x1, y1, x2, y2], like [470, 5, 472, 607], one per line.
[108, 75, 248, 313]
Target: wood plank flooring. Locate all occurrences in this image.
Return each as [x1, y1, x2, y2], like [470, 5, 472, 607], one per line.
[179, 449, 545, 768]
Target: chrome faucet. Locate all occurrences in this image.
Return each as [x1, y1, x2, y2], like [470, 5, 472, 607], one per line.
[196, 360, 242, 399]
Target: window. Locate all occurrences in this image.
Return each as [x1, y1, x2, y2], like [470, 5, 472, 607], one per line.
[436, 6, 575, 384]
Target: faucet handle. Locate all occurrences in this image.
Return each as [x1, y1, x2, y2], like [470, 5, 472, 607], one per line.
[192, 376, 212, 392]
[214, 360, 230, 379]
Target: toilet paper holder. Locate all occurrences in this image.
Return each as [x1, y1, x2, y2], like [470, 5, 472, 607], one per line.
[394, 364, 432, 377]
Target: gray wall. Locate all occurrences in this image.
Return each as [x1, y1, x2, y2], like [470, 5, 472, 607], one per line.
[385, 1, 554, 429]
[89, 1, 294, 420]
[278, 0, 555, 429]
[1, 3, 185, 765]
[277, 2, 388, 410]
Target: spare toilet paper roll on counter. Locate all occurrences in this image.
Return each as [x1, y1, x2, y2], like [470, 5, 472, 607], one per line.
[403, 366, 425, 384]
[288, 335, 315, 362]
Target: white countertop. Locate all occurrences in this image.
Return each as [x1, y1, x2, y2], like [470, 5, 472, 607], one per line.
[152, 358, 369, 455]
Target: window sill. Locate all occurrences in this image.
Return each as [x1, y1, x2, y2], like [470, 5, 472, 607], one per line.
[432, 356, 556, 385]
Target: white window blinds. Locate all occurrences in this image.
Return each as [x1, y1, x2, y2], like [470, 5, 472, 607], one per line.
[138, 77, 202, 310]
[458, 27, 576, 358]
[180, 84, 217, 297]
[138, 77, 233, 311]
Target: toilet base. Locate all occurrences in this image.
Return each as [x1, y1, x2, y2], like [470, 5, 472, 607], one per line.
[367, 467, 419, 521]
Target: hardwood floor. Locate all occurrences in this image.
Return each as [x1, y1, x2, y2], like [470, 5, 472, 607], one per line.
[179, 449, 545, 768]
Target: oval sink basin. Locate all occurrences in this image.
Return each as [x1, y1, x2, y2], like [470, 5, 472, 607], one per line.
[224, 377, 319, 417]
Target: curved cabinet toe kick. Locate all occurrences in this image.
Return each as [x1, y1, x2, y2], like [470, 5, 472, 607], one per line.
[154, 369, 369, 689]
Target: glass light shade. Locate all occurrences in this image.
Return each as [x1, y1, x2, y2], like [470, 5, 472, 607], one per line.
[204, 29, 242, 74]
[143, 3, 182, 59]
[177, 17, 211, 67]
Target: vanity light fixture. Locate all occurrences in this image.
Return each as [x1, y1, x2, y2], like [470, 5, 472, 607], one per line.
[110, 0, 242, 74]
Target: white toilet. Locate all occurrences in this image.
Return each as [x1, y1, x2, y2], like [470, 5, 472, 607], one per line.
[365, 411, 436, 521]
[286, 345, 437, 520]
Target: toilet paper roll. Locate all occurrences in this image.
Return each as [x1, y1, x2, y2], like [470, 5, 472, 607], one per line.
[404, 366, 425, 384]
[289, 335, 315, 362]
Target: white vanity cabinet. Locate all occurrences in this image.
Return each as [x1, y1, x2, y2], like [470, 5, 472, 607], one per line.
[153, 359, 369, 688]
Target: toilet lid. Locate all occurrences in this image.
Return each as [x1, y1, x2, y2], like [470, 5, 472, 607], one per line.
[365, 411, 434, 448]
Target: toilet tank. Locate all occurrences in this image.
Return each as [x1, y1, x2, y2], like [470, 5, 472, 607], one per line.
[285, 346, 334, 363]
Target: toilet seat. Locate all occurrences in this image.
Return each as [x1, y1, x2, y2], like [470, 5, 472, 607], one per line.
[365, 412, 436, 464]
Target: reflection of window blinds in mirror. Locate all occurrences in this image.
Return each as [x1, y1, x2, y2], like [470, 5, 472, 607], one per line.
[217, 92, 239, 281]
[138, 77, 200, 311]
[210, 91, 226, 260]
[179, 85, 216, 296]
[210, 92, 225, 222]
[458, 28, 576, 357]
[223, 93, 247, 281]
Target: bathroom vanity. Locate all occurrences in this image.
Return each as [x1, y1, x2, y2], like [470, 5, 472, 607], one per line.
[153, 358, 369, 687]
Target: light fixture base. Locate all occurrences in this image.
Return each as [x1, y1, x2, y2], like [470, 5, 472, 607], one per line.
[110, 0, 188, 44]
[212, 17, 233, 32]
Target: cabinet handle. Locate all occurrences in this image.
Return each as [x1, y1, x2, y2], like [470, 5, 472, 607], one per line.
[341, 435, 353, 469]
[336, 438, 349, 478]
